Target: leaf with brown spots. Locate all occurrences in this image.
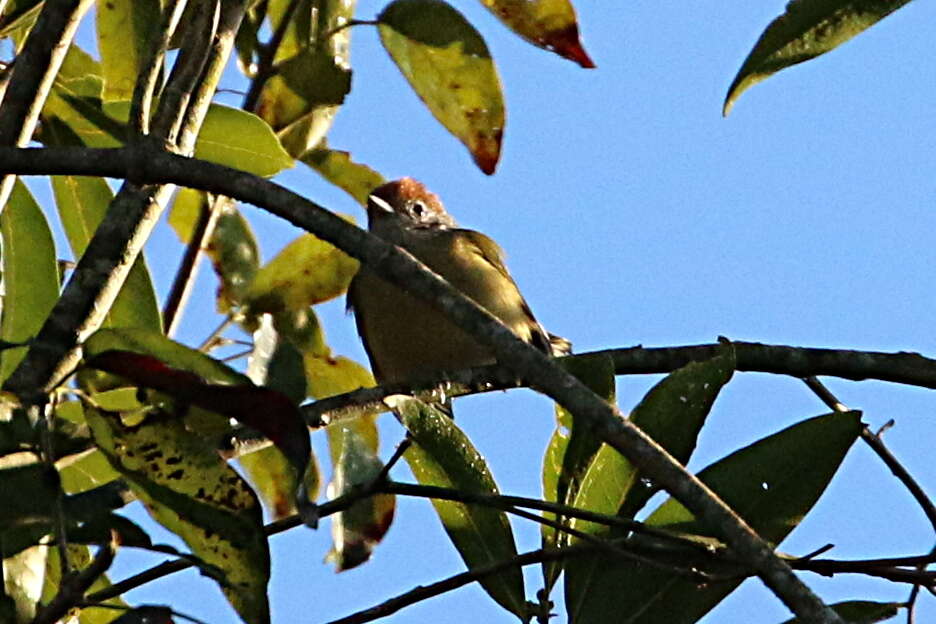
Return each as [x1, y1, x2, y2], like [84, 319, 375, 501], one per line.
[84, 349, 310, 483]
[478, 0, 594, 68]
[378, 0, 505, 174]
[84, 405, 270, 624]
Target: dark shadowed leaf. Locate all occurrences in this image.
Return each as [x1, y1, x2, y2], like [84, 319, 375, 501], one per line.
[541, 354, 615, 591]
[0, 181, 59, 384]
[96, 0, 161, 103]
[167, 191, 260, 314]
[780, 600, 901, 623]
[723, 0, 913, 116]
[301, 143, 386, 205]
[392, 396, 526, 618]
[42, 546, 127, 623]
[378, 0, 505, 174]
[478, 0, 594, 67]
[85, 402, 270, 624]
[567, 410, 862, 624]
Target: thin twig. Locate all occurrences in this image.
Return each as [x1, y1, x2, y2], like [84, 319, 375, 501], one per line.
[32, 537, 116, 624]
[163, 194, 224, 335]
[242, 0, 302, 112]
[324, 543, 612, 624]
[129, 0, 190, 136]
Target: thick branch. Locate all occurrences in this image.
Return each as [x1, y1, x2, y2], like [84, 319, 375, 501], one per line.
[10, 147, 843, 621]
[0, 0, 93, 208]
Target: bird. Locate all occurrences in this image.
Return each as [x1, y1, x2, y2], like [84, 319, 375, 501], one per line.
[347, 177, 569, 385]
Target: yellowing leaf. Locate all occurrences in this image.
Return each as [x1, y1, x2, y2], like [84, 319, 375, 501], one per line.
[246, 221, 360, 313]
[85, 406, 270, 624]
[378, 0, 505, 174]
[723, 0, 912, 116]
[478, 0, 594, 67]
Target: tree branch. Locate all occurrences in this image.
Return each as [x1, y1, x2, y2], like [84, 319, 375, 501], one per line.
[0, 0, 93, 209]
[0, 145, 842, 621]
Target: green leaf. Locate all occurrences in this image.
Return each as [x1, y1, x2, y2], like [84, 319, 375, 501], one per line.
[779, 600, 901, 623]
[723, 0, 913, 116]
[378, 0, 505, 174]
[564, 347, 735, 619]
[50, 174, 161, 331]
[392, 396, 526, 618]
[540, 354, 615, 591]
[254, 0, 357, 157]
[96, 0, 161, 103]
[85, 405, 271, 624]
[42, 86, 293, 176]
[301, 142, 386, 206]
[195, 104, 294, 177]
[0, 181, 59, 384]
[84, 350, 311, 483]
[567, 410, 862, 624]
[477, 0, 594, 67]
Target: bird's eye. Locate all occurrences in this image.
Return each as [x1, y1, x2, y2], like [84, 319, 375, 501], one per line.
[411, 200, 427, 217]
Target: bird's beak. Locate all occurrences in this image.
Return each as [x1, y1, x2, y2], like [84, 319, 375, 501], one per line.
[368, 194, 394, 214]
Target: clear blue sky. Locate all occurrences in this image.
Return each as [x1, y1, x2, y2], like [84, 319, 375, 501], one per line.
[55, 1, 936, 622]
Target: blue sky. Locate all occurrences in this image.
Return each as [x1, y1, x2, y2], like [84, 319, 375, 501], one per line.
[47, 1, 936, 622]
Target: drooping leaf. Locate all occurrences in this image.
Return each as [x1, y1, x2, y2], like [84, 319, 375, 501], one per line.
[50, 174, 161, 331]
[254, 0, 357, 157]
[96, 0, 161, 103]
[301, 143, 385, 205]
[325, 429, 395, 571]
[168, 191, 260, 314]
[85, 404, 271, 624]
[723, 0, 913, 116]
[0, 181, 59, 384]
[477, 0, 594, 67]
[392, 396, 526, 618]
[567, 410, 862, 624]
[241, 319, 318, 519]
[540, 354, 615, 591]
[378, 0, 505, 174]
[84, 349, 310, 482]
[780, 600, 901, 623]
[564, 346, 735, 617]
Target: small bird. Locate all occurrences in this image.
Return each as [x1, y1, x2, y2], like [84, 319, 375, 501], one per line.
[347, 178, 569, 384]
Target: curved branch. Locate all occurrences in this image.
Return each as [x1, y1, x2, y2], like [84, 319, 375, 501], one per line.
[0, 145, 841, 622]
